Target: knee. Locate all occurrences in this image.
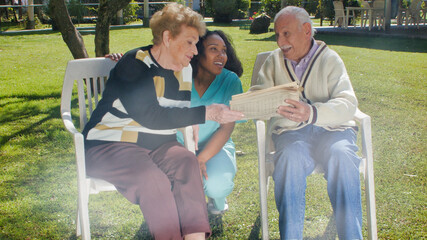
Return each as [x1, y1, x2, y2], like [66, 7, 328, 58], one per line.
[204, 174, 234, 199]
[326, 143, 360, 172]
[174, 149, 199, 170]
[275, 141, 312, 171]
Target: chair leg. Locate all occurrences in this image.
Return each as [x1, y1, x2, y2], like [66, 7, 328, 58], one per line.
[260, 174, 270, 240]
[365, 166, 378, 240]
[77, 180, 91, 240]
[255, 120, 270, 240]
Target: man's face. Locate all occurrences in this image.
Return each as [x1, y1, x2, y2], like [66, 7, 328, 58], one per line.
[274, 14, 312, 62]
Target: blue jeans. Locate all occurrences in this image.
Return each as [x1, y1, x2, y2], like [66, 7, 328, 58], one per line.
[201, 141, 237, 211]
[272, 125, 362, 240]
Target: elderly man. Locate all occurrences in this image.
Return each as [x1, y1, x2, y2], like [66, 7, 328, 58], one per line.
[250, 6, 362, 239]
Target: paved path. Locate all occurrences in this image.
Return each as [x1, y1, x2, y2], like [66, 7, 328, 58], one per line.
[1, 23, 426, 39]
[315, 24, 427, 40]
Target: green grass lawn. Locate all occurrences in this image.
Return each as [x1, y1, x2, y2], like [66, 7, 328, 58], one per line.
[0, 23, 426, 239]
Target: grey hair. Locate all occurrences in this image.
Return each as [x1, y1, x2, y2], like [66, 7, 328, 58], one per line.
[274, 6, 317, 36]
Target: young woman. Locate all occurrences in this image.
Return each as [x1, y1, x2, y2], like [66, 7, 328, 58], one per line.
[178, 30, 244, 215]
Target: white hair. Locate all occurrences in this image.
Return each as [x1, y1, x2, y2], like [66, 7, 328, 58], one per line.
[274, 6, 317, 36]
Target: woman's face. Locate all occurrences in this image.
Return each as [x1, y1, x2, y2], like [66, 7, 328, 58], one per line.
[168, 25, 199, 71]
[198, 34, 228, 77]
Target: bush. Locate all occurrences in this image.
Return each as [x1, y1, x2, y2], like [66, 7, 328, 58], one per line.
[205, 0, 249, 22]
[304, 0, 320, 15]
[317, 0, 334, 25]
[123, 0, 140, 23]
[67, 0, 87, 24]
[211, 0, 237, 23]
[262, 0, 281, 20]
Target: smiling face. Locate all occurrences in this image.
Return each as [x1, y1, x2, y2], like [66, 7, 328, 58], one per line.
[167, 25, 200, 71]
[198, 33, 228, 78]
[274, 13, 312, 63]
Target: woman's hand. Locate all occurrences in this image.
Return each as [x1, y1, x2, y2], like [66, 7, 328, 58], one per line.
[198, 158, 208, 181]
[277, 99, 310, 123]
[206, 104, 244, 124]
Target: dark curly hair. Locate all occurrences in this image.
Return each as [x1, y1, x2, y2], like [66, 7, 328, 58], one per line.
[191, 30, 243, 78]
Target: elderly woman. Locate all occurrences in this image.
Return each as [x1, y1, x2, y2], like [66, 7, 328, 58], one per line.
[82, 3, 242, 240]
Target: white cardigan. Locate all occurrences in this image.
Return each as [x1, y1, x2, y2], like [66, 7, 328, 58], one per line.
[250, 40, 358, 135]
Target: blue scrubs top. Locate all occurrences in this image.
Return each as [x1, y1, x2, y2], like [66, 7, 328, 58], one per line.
[177, 68, 243, 148]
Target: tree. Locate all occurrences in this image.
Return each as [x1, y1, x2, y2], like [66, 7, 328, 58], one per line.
[95, 0, 131, 57]
[48, 0, 88, 59]
[48, 0, 130, 59]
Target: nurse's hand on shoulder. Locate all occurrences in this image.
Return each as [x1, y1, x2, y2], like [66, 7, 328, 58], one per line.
[206, 104, 244, 124]
[105, 53, 123, 62]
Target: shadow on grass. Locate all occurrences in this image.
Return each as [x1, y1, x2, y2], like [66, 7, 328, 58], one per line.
[132, 214, 224, 239]
[0, 93, 62, 147]
[133, 221, 153, 240]
[248, 214, 261, 239]
[246, 213, 337, 240]
[245, 32, 427, 53]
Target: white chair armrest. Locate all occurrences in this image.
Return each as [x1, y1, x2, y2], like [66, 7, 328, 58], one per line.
[178, 126, 196, 154]
[62, 111, 81, 135]
[354, 108, 370, 123]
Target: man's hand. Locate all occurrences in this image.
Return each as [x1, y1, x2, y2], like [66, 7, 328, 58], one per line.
[277, 99, 310, 123]
[206, 104, 244, 124]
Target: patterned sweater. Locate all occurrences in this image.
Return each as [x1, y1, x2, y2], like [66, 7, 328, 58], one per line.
[250, 41, 358, 135]
[83, 45, 206, 150]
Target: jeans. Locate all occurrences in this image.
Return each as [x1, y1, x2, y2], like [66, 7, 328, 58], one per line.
[272, 125, 362, 240]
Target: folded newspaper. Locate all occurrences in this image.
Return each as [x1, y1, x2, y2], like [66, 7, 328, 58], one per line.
[230, 82, 300, 120]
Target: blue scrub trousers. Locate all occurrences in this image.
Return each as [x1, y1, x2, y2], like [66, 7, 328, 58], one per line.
[201, 141, 237, 211]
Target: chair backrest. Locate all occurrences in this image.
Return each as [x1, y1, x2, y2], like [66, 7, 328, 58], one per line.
[61, 58, 117, 131]
[251, 51, 272, 86]
[333, 1, 345, 17]
[251, 51, 276, 153]
[373, 0, 385, 8]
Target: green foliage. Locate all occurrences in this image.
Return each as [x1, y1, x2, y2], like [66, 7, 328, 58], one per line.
[262, 0, 282, 20]
[211, 0, 237, 23]
[236, 0, 250, 19]
[123, 0, 140, 23]
[67, 0, 87, 23]
[206, 0, 249, 21]
[317, 0, 334, 23]
[303, 0, 320, 15]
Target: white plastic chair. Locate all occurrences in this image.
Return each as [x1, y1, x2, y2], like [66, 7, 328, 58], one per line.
[372, 0, 385, 30]
[60, 57, 195, 240]
[251, 52, 378, 240]
[333, 1, 346, 27]
[361, 1, 372, 28]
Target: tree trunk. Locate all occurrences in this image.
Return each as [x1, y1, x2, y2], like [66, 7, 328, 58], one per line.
[281, 0, 287, 8]
[95, 0, 130, 57]
[48, 0, 88, 59]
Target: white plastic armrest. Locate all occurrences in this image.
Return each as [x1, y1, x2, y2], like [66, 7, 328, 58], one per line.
[354, 108, 369, 123]
[179, 126, 196, 154]
[62, 111, 81, 135]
